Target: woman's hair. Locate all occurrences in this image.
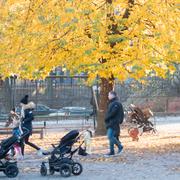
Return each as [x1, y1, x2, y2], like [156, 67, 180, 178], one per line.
[23, 101, 36, 110]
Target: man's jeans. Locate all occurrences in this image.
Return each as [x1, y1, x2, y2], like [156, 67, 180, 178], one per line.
[107, 128, 123, 154]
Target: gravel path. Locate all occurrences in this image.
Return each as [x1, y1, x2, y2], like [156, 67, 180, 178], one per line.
[1, 152, 179, 180]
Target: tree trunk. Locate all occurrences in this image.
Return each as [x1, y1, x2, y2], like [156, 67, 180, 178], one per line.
[95, 0, 134, 135]
[96, 78, 114, 135]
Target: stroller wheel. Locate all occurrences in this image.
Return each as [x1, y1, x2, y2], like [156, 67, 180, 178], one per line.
[49, 167, 55, 175]
[40, 163, 47, 176]
[4, 164, 19, 178]
[59, 163, 72, 177]
[72, 162, 83, 176]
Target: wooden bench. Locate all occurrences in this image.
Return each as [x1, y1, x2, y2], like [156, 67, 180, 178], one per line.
[0, 126, 46, 139]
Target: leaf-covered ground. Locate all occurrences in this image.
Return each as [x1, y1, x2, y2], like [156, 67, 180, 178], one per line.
[0, 118, 179, 179]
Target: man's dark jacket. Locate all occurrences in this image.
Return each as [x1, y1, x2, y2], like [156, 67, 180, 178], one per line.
[104, 97, 124, 134]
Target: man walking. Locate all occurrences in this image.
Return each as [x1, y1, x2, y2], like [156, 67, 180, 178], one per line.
[105, 91, 124, 156]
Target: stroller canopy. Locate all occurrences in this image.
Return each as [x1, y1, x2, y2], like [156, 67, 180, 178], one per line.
[60, 130, 79, 145]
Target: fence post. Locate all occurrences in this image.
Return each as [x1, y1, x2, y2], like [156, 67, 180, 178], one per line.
[13, 76, 17, 108]
[40, 129, 44, 139]
[46, 77, 53, 107]
[165, 97, 169, 113]
[35, 80, 38, 107]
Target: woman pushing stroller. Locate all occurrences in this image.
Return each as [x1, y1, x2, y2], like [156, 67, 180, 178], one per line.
[20, 95, 45, 156]
[5, 95, 45, 159]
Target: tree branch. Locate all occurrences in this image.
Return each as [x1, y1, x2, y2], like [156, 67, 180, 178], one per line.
[122, 0, 135, 19]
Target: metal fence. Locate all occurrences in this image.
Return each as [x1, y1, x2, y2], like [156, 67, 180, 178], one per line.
[0, 75, 92, 113]
[115, 77, 180, 113]
[0, 75, 96, 130]
[0, 76, 179, 116]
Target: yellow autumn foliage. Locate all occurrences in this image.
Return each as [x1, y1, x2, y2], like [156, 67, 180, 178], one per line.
[0, 0, 179, 81]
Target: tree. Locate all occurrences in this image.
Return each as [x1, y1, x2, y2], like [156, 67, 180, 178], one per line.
[0, 0, 179, 134]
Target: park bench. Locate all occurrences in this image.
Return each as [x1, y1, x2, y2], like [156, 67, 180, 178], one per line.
[0, 126, 46, 139]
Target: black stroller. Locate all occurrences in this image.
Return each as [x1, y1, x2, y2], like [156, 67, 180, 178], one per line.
[40, 130, 84, 177]
[0, 129, 28, 178]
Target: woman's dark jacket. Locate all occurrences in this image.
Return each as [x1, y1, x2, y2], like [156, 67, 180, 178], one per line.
[21, 109, 34, 133]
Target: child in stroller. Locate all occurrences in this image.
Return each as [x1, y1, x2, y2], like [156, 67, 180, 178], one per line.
[5, 108, 23, 159]
[40, 130, 84, 177]
[126, 104, 156, 141]
[0, 128, 29, 178]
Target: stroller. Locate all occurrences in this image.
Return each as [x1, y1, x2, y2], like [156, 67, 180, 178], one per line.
[126, 104, 156, 141]
[40, 130, 84, 177]
[0, 129, 28, 178]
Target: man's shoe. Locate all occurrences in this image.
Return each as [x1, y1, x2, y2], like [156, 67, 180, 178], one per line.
[117, 146, 123, 154]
